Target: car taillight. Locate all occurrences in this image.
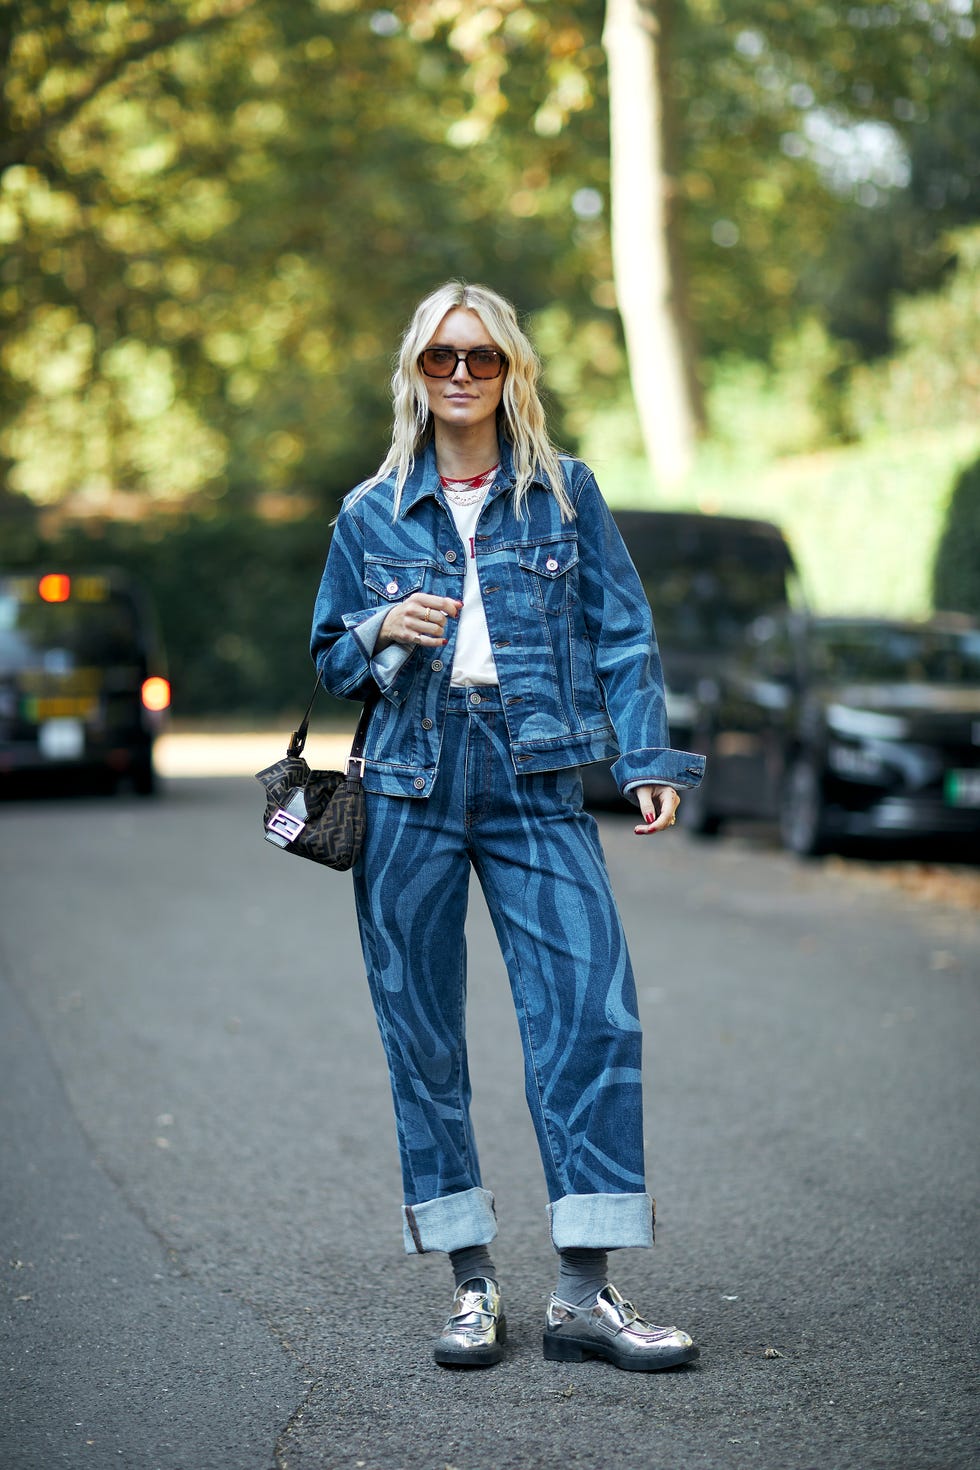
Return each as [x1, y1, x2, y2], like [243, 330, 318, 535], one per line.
[141, 677, 171, 712]
[38, 573, 71, 602]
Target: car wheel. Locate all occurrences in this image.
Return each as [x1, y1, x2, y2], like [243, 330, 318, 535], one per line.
[780, 754, 830, 857]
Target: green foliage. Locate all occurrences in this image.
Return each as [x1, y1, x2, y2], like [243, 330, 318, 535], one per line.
[847, 225, 980, 435]
[933, 456, 980, 620]
[593, 416, 980, 623]
[2, 0, 978, 526]
[702, 318, 854, 459]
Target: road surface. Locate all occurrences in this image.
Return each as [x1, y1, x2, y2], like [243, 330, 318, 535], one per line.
[1, 768, 978, 1469]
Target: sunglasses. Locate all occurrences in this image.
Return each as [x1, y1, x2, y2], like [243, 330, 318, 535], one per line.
[418, 347, 508, 380]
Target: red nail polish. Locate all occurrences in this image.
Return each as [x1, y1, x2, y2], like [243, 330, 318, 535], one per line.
[644, 812, 655, 825]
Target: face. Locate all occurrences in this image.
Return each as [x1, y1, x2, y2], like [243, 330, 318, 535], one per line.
[420, 308, 507, 434]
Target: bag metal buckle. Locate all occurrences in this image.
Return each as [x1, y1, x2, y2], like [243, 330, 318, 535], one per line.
[266, 806, 308, 845]
[345, 757, 366, 778]
[265, 787, 309, 847]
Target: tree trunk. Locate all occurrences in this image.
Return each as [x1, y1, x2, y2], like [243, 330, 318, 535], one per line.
[603, 0, 702, 491]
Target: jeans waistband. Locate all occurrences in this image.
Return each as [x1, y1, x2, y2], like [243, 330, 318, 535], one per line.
[446, 684, 503, 712]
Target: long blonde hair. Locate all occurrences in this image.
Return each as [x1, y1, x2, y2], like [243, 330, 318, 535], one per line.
[363, 281, 572, 520]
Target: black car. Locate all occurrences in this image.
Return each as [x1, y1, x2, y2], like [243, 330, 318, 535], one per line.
[582, 510, 800, 806]
[0, 569, 171, 795]
[686, 613, 980, 855]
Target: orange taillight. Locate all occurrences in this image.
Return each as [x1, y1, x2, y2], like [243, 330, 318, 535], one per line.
[141, 676, 171, 712]
[39, 573, 71, 603]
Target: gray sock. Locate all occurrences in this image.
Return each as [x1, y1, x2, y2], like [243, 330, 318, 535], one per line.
[556, 1248, 609, 1308]
[449, 1244, 497, 1290]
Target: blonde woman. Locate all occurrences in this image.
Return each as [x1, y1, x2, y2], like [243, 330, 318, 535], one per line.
[311, 282, 705, 1371]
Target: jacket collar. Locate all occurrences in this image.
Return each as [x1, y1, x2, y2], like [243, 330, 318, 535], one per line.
[398, 439, 519, 517]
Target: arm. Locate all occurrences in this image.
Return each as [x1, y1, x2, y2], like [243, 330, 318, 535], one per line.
[309, 500, 417, 701]
[572, 471, 705, 805]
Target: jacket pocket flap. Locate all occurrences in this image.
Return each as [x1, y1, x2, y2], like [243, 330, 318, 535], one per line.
[516, 541, 579, 579]
[363, 560, 428, 599]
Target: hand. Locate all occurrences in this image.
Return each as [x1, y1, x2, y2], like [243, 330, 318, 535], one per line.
[377, 594, 463, 651]
[633, 784, 680, 836]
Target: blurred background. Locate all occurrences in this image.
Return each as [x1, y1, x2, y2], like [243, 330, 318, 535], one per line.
[0, 0, 977, 723]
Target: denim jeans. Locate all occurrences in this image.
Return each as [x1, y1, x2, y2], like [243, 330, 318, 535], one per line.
[352, 686, 655, 1255]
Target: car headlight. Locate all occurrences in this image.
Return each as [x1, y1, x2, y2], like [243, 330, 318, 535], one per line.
[826, 704, 910, 740]
[826, 741, 888, 781]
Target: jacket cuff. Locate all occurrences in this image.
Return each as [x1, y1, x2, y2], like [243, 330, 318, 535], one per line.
[612, 747, 705, 800]
[345, 607, 416, 694]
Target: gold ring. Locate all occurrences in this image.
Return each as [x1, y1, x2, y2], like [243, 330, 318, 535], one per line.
[668, 815, 676, 826]
[423, 608, 431, 622]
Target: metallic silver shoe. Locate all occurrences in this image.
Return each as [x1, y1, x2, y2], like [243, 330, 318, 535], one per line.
[433, 1276, 506, 1368]
[543, 1284, 699, 1371]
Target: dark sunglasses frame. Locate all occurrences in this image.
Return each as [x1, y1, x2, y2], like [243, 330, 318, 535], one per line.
[418, 347, 508, 380]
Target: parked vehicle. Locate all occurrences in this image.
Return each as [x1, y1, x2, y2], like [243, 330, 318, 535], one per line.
[582, 510, 801, 806]
[0, 569, 170, 795]
[685, 613, 980, 855]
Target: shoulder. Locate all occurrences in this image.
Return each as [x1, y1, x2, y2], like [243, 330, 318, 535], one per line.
[340, 472, 398, 521]
[556, 454, 603, 507]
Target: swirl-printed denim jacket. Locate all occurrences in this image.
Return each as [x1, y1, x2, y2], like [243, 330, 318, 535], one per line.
[310, 442, 705, 802]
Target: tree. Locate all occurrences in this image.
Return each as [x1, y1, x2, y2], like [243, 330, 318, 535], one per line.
[1, 0, 976, 524]
[603, 0, 701, 487]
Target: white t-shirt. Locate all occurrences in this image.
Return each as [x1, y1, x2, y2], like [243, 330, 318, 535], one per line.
[441, 469, 499, 687]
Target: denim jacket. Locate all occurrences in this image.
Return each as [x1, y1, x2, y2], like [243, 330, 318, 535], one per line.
[310, 442, 705, 801]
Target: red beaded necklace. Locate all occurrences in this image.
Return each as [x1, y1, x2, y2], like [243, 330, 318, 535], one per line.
[438, 462, 499, 489]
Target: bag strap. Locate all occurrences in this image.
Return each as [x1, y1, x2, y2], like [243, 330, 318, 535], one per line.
[287, 676, 375, 776]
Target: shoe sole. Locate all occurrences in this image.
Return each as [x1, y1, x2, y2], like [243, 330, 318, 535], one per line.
[433, 1314, 507, 1368]
[542, 1330, 699, 1372]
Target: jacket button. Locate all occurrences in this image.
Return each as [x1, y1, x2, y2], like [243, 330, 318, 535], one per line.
[546, 558, 559, 572]
[430, 659, 444, 672]
[421, 717, 433, 729]
[444, 549, 457, 563]
[413, 777, 426, 790]
[386, 580, 399, 594]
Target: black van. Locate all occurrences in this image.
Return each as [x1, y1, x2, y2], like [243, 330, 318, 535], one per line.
[0, 569, 170, 795]
[582, 510, 801, 806]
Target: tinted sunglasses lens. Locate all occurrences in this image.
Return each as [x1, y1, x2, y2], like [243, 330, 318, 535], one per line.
[468, 350, 504, 378]
[419, 349, 505, 378]
[420, 349, 455, 377]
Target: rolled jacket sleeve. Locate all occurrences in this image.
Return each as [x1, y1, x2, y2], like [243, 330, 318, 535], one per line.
[310, 497, 417, 702]
[572, 473, 706, 800]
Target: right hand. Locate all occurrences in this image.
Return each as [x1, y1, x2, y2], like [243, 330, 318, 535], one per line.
[377, 594, 463, 651]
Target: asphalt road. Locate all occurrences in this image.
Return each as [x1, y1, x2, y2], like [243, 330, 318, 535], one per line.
[1, 772, 978, 1470]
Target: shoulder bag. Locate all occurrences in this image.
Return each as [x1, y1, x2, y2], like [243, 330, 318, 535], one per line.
[255, 679, 373, 871]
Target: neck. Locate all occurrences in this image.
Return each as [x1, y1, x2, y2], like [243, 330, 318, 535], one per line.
[433, 423, 501, 482]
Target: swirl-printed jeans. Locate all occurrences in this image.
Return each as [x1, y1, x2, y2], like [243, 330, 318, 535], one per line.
[352, 686, 655, 1255]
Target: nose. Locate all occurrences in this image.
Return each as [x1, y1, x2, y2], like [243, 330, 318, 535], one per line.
[450, 354, 472, 381]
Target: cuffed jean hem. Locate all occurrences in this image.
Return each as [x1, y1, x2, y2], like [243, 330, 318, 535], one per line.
[402, 1187, 498, 1255]
[548, 1192, 655, 1250]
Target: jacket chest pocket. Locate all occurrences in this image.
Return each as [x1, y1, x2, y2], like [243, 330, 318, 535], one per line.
[363, 558, 430, 606]
[516, 540, 579, 613]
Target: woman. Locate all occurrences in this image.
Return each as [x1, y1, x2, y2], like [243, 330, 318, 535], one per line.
[311, 282, 705, 1372]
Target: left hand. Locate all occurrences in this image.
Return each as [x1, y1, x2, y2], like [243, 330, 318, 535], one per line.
[633, 784, 680, 836]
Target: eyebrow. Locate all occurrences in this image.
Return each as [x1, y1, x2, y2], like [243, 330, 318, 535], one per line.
[426, 342, 501, 351]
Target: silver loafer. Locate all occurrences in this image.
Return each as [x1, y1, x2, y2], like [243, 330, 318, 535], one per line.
[433, 1276, 506, 1367]
[543, 1284, 699, 1371]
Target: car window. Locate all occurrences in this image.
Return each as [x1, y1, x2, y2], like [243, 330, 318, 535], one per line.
[0, 576, 144, 673]
[812, 625, 980, 685]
